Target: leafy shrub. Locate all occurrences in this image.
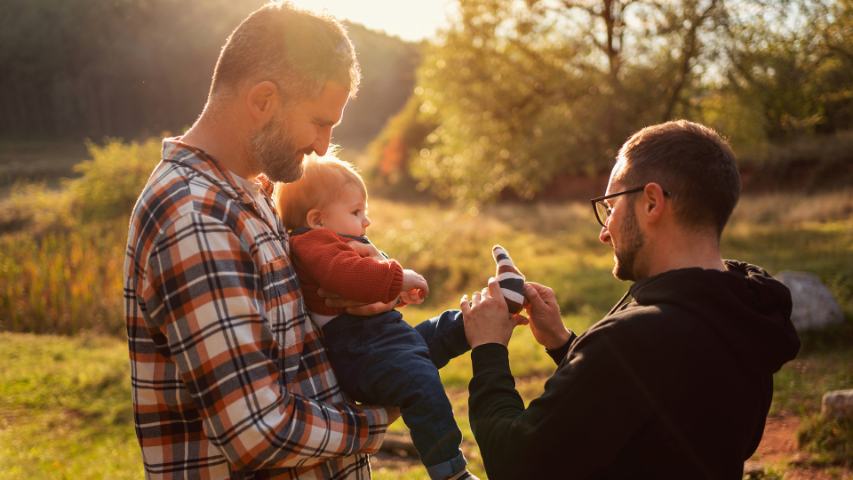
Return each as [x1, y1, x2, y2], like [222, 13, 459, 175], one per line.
[737, 130, 853, 191]
[0, 182, 72, 234]
[0, 137, 160, 335]
[67, 138, 161, 222]
[798, 414, 853, 466]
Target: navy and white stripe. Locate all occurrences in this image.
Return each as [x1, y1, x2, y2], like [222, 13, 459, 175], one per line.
[492, 245, 526, 314]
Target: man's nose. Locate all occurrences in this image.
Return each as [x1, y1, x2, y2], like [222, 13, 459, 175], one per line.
[363, 215, 371, 228]
[311, 127, 332, 156]
[599, 225, 611, 244]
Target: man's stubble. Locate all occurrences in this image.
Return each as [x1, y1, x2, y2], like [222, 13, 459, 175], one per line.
[250, 112, 307, 183]
[613, 200, 645, 282]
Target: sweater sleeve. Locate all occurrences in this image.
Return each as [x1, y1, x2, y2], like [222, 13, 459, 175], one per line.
[468, 321, 653, 479]
[291, 229, 404, 304]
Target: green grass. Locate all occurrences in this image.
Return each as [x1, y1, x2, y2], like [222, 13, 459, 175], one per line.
[0, 137, 850, 478]
[0, 332, 142, 479]
[0, 327, 552, 480]
[2, 327, 848, 479]
[797, 414, 853, 466]
[770, 338, 853, 416]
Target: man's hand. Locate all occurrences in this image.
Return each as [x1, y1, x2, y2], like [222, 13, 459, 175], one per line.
[317, 289, 397, 316]
[346, 240, 383, 259]
[460, 277, 517, 349]
[521, 282, 571, 350]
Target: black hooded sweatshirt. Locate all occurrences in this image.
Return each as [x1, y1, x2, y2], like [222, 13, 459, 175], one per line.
[468, 261, 800, 480]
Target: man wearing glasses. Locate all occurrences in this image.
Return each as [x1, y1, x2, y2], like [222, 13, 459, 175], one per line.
[460, 120, 800, 479]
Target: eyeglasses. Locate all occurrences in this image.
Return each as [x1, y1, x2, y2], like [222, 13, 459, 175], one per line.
[590, 185, 671, 227]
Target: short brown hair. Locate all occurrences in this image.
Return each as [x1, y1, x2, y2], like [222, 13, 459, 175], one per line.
[273, 155, 367, 231]
[210, 2, 360, 101]
[616, 120, 741, 236]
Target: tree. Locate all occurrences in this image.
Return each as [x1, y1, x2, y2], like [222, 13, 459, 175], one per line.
[723, 0, 853, 139]
[409, 0, 728, 203]
[0, 0, 420, 147]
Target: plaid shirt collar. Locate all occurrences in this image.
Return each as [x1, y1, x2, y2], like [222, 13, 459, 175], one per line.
[163, 137, 279, 227]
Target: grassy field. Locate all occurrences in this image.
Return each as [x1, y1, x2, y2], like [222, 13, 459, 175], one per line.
[1, 178, 851, 477]
[0, 333, 142, 479]
[1, 321, 850, 478]
[0, 139, 851, 478]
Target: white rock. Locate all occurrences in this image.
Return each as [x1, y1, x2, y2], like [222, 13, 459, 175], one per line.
[776, 271, 844, 332]
[821, 389, 853, 420]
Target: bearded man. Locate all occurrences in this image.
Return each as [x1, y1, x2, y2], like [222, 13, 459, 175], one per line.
[460, 120, 801, 479]
[123, 4, 395, 478]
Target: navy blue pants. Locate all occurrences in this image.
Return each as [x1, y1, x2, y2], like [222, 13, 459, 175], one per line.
[322, 309, 469, 478]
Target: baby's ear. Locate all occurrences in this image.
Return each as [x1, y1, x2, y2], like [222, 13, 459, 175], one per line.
[306, 209, 324, 228]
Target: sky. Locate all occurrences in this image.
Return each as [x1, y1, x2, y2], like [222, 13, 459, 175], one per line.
[288, 0, 455, 41]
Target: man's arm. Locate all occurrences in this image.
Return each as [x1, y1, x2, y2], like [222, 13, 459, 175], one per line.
[468, 331, 654, 478]
[462, 280, 652, 479]
[143, 213, 388, 471]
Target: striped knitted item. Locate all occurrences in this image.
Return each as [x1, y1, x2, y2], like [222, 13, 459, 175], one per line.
[492, 244, 526, 314]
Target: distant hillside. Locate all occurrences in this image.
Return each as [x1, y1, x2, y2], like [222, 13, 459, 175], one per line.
[335, 22, 421, 149]
[0, 0, 420, 148]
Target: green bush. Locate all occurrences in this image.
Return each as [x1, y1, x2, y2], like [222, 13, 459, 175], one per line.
[0, 182, 72, 234]
[798, 414, 853, 466]
[0, 137, 160, 335]
[67, 138, 161, 222]
[737, 130, 853, 191]
[2, 135, 851, 338]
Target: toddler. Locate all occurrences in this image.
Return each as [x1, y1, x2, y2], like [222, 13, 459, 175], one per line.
[274, 155, 473, 480]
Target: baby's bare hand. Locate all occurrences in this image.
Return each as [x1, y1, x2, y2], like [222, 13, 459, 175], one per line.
[399, 288, 426, 305]
[402, 269, 429, 298]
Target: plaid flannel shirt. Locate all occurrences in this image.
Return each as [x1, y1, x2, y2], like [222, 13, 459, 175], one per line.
[123, 138, 388, 479]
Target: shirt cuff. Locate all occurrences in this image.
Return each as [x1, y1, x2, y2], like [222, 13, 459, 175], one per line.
[360, 406, 390, 454]
[545, 333, 575, 365]
[471, 343, 511, 376]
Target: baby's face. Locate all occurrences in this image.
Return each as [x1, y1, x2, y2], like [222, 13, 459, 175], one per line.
[319, 183, 370, 237]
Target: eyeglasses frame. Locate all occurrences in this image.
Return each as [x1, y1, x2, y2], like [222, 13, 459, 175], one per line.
[590, 184, 671, 227]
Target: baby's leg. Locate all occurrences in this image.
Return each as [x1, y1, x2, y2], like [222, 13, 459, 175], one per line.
[414, 309, 469, 369]
[361, 347, 466, 479]
[324, 314, 471, 478]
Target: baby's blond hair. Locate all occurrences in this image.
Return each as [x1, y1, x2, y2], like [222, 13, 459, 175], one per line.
[273, 154, 367, 231]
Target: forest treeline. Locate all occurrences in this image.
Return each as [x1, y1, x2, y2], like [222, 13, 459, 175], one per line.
[366, 0, 853, 202]
[0, 0, 420, 148]
[1, 0, 851, 204]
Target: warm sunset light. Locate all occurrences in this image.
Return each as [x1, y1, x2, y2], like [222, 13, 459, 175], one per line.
[289, 0, 454, 40]
[0, 0, 849, 478]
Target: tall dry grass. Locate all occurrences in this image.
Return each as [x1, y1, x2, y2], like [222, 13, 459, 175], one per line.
[1, 138, 850, 337]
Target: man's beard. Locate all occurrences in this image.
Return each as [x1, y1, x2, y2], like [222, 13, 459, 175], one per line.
[250, 113, 306, 183]
[613, 203, 645, 281]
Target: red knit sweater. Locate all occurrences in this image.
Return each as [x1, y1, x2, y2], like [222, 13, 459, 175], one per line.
[290, 229, 404, 315]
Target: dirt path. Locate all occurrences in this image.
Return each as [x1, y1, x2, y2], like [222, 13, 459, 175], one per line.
[373, 412, 852, 479]
[746, 413, 850, 480]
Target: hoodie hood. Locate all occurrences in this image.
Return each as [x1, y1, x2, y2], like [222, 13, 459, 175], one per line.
[628, 260, 800, 375]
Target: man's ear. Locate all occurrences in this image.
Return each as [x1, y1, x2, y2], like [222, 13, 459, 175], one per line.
[246, 80, 279, 123]
[306, 208, 324, 228]
[642, 182, 668, 223]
